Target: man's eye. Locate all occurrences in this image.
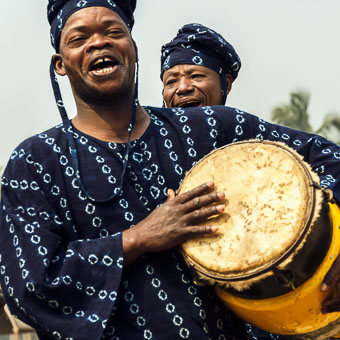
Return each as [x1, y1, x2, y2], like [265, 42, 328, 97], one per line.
[191, 74, 205, 79]
[68, 36, 86, 45]
[165, 79, 177, 86]
[107, 29, 125, 36]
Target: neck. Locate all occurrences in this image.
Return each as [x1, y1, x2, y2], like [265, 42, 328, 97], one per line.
[72, 94, 150, 143]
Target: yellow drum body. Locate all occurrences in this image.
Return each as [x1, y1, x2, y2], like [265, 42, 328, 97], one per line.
[178, 140, 340, 339]
[216, 202, 340, 339]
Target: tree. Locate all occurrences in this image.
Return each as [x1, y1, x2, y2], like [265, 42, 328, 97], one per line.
[271, 90, 340, 144]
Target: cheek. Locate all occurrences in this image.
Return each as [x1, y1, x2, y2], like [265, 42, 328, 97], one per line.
[162, 87, 173, 102]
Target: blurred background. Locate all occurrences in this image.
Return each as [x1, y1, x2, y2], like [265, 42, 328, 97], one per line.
[1, 0, 340, 169]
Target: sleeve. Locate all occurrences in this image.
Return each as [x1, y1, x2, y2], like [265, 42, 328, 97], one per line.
[219, 107, 340, 205]
[0, 149, 124, 339]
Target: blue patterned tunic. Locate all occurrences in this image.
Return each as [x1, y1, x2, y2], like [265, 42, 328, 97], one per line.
[1, 106, 340, 339]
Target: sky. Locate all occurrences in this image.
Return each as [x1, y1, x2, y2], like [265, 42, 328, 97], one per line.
[1, 0, 340, 165]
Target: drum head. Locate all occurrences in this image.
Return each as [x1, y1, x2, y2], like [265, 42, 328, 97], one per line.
[179, 140, 320, 283]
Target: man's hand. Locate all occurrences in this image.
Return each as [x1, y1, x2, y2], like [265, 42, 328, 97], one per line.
[123, 181, 225, 266]
[321, 255, 340, 314]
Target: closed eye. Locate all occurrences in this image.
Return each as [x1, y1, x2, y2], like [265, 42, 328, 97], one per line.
[165, 78, 177, 86]
[106, 29, 126, 37]
[68, 35, 87, 47]
[191, 73, 205, 79]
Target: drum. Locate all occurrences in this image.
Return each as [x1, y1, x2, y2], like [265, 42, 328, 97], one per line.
[178, 140, 340, 339]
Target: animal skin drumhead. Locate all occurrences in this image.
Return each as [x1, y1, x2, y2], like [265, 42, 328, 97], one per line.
[179, 140, 319, 283]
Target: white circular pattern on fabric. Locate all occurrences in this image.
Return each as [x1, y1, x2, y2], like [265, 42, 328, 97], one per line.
[88, 254, 98, 265]
[183, 125, 191, 134]
[194, 297, 202, 307]
[137, 316, 146, 327]
[144, 330, 152, 340]
[158, 290, 167, 301]
[75, 310, 85, 317]
[130, 304, 139, 314]
[98, 290, 107, 300]
[188, 286, 197, 295]
[24, 224, 34, 234]
[109, 291, 117, 301]
[152, 278, 161, 288]
[86, 286, 95, 296]
[88, 146, 97, 153]
[199, 309, 206, 320]
[271, 131, 280, 138]
[16, 247, 22, 257]
[38, 246, 48, 256]
[13, 235, 18, 247]
[20, 180, 28, 190]
[31, 235, 40, 244]
[60, 156, 68, 166]
[125, 291, 134, 302]
[51, 185, 60, 196]
[179, 328, 190, 339]
[217, 318, 223, 329]
[169, 151, 178, 162]
[210, 129, 218, 138]
[146, 265, 154, 275]
[188, 148, 197, 157]
[26, 282, 35, 292]
[88, 314, 99, 323]
[208, 118, 216, 127]
[85, 203, 95, 215]
[192, 56, 203, 65]
[63, 306, 73, 315]
[235, 125, 243, 136]
[173, 314, 183, 326]
[65, 167, 74, 176]
[181, 274, 190, 284]
[166, 303, 175, 313]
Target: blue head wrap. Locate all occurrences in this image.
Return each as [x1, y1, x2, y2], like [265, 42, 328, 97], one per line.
[47, 0, 138, 202]
[48, 0, 136, 51]
[160, 23, 241, 104]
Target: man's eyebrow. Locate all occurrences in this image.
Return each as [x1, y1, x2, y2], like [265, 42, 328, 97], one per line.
[65, 20, 126, 34]
[164, 71, 180, 78]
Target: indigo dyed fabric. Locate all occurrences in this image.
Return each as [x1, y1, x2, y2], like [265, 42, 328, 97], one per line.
[1, 106, 340, 339]
[160, 24, 241, 81]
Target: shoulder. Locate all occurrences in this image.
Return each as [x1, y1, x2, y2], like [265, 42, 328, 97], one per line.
[10, 124, 67, 159]
[3, 124, 68, 176]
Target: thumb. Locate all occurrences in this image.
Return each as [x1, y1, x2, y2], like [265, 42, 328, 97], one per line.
[166, 189, 176, 202]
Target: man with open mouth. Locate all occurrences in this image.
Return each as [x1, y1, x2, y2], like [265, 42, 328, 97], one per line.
[161, 23, 241, 109]
[1, 1, 340, 340]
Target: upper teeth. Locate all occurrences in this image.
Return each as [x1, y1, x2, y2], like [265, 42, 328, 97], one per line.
[93, 57, 112, 66]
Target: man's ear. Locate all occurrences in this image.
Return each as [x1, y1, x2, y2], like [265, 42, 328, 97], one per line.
[226, 74, 233, 94]
[52, 54, 67, 76]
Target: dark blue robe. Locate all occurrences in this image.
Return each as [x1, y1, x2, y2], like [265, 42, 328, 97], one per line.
[1, 105, 339, 339]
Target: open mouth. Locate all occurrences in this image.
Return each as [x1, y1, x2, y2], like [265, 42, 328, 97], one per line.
[177, 100, 202, 108]
[89, 57, 118, 75]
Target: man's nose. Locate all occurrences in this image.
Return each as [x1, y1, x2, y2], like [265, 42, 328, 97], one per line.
[176, 78, 194, 94]
[86, 34, 112, 52]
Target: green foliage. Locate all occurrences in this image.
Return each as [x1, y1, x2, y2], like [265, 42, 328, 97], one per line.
[271, 90, 340, 144]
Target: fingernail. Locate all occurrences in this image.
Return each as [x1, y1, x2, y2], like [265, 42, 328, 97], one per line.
[211, 226, 219, 232]
[217, 192, 225, 199]
[217, 205, 225, 212]
[320, 283, 328, 292]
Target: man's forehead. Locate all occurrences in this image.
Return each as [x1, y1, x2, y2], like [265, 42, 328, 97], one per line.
[62, 6, 125, 32]
[164, 64, 215, 77]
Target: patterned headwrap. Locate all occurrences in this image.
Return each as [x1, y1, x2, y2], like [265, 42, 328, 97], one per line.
[48, 0, 136, 51]
[160, 23, 241, 104]
[47, 0, 138, 202]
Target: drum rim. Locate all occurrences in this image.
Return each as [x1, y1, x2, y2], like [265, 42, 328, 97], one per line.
[179, 140, 319, 282]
